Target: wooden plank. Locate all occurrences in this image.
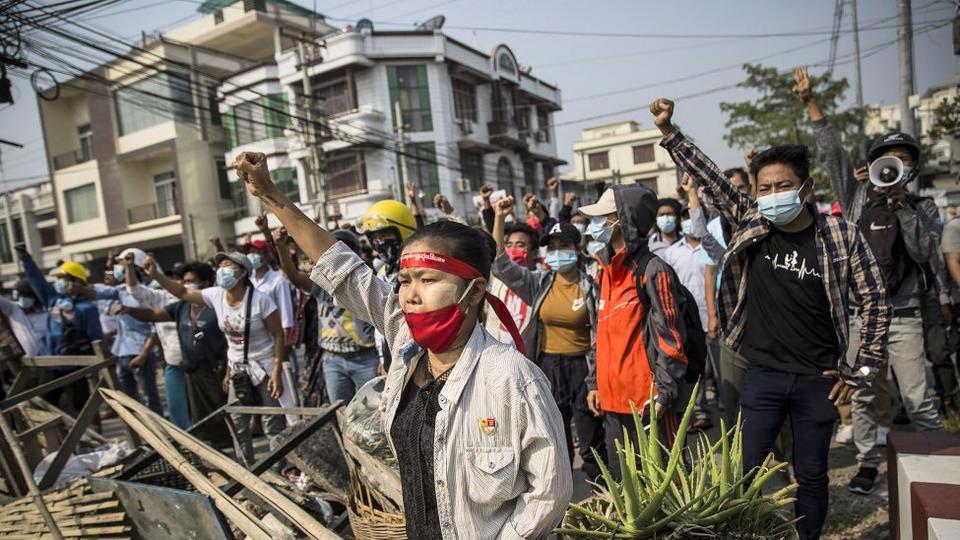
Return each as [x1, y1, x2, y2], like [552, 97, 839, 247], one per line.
[98, 390, 274, 540]
[26, 399, 108, 445]
[90, 341, 139, 449]
[224, 406, 328, 416]
[223, 400, 343, 497]
[39, 387, 104, 489]
[0, 359, 114, 410]
[102, 388, 339, 540]
[19, 356, 101, 368]
[0, 413, 64, 540]
[16, 417, 65, 444]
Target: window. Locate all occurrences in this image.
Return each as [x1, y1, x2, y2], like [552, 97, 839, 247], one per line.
[633, 144, 655, 164]
[588, 151, 609, 171]
[311, 76, 352, 117]
[536, 108, 550, 142]
[10, 217, 23, 246]
[215, 159, 231, 200]
[497, 51, 517, 77]
[78, 124, 92, 162]
[523, 160, 536, 190]
[207, 87, 221, 126]
[35, 212, 55, 223]
[452, 79, 477, 122]
[404, 143, 440, 198]
[231, 180, 248, 219]
[387, 65, 432, 132]
[213, 9, 224, 23]
[64, 184, 99, 223]
[459, 150, 484, 191]
[39, 227, 58, 247]
[497, 157, 515, 198]
[232, 100, 268, 146]
[0, 223, 10, 264]
[326, 151, 367, 198]
[153, 171, 177, 218]
[492, 82, 515, 126]
[273, 167, 300, 204]
[263, 93, 289, 137]
[635, 177, 658, 192]
[115, 72, 194, 135]
[244, 0, 266, 12]
[516, 105, 530, 133]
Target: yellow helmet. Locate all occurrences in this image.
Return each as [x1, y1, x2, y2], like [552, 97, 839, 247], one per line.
[358, 199, 416, 240]
[56, 261, 89, 283]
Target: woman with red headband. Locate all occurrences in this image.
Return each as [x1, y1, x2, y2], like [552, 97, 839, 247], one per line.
[234, 152, 572, 539]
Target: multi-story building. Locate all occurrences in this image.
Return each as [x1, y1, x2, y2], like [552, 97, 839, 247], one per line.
[560, 121, 679, 201]
[0, 181, 62, 286]
[37, 0, 334, 270]
[220, 24, 564, 236]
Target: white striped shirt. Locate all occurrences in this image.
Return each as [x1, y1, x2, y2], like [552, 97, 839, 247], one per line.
[310, 242, 572, 539]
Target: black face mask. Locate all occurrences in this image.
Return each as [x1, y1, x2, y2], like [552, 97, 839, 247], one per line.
[372, 238, 402, 270]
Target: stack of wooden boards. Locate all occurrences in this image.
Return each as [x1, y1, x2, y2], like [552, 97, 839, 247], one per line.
[0, 476, 130, 539]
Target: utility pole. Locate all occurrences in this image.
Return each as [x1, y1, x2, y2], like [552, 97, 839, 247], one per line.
[851, 0, 867, 155]
[897, 0, 917, 138]
[394, 101, 410, 203]
[298, 38, 327, 226]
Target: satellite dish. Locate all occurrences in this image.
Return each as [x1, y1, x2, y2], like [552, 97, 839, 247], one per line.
[356, 18, 374, 31]
[415, 15, 445, 31]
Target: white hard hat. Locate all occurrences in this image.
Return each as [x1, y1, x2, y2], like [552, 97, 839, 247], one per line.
[116, 248, 148, 266]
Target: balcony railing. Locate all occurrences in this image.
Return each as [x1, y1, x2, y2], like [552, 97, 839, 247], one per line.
[52, 149, 92, 171]
[127, 198, 179, 225]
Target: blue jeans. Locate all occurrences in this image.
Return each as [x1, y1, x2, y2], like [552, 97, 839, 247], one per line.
[322, 349, 380, 404]
[164, 364, 191, 429]
[741, 365, 838, 540]
[116, 353, 162, 415]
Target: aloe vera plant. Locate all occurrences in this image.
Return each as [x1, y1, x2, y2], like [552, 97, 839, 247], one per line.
[557, 383, 799, 539]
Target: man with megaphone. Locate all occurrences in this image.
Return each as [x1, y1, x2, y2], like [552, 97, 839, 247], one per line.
[797, 65, 945, 498]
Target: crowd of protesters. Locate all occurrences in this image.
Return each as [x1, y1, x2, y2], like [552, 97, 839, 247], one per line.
[2, 64, 958, 540]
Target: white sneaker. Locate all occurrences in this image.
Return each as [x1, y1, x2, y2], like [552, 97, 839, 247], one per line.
[877, 426, 889, 446]
[835, 423, 854, 444]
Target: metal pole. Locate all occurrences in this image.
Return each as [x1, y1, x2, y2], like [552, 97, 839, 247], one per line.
[897, 0, 917, 137]
[298, 39, 327, 226]
[851, 0, 867, 155]
[395, 101, 410, 204]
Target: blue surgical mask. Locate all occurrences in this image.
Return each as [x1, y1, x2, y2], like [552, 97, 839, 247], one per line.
[757, 188, 804, 225]
[113, 264, 124, 282]
[216, 267, 239, 290]
[17, 296, 34, 310]
[573, 223, 587, 234]
[545, 249, 578, 273]
[900, 165, 915, 184]
[587, 216, 617, 245]
[586, 240, 607, 258]
[247, 253, 263, 270]
[656, 215, 677, 234]
[681, 219, 693, 237]
[54, 279, 68, 295]
[184, 283, 200, 291]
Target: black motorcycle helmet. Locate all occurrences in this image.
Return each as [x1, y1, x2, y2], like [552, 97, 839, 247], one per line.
[867, 132, 921, 163]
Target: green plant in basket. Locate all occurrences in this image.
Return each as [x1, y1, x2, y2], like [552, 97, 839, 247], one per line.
[556, 383, 799, 539]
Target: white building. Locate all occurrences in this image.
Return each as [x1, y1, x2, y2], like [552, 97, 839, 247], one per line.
[220, 25, 564, 236]
[560, 121, 679, 200]
[0, 181, 61, 286]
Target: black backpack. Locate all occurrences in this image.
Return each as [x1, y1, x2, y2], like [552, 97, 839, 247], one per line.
[858, 192, 913, 295]
[632, 251, 708, 383]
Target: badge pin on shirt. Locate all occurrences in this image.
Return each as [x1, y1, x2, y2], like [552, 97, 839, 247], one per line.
[479, 417, 497, 436]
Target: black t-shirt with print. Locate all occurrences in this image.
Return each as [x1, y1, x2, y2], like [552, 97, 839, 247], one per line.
[741, 222, 839, 374]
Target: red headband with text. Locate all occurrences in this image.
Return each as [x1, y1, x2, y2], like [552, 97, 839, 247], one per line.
[400, 251, 526, 355]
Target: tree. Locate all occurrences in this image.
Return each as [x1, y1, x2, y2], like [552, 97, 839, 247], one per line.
[924, 93, 960, 176]
[720, 64, 867, 198]
[720, 63, 867, 161]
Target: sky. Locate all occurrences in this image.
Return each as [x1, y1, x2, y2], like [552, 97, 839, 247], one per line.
[1, 0, 958, 190]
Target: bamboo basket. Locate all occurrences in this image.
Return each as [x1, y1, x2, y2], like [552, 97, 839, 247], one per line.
[346, 474, 406, 540]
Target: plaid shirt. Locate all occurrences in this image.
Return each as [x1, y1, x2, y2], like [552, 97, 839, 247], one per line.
[661, 131, 891, 387]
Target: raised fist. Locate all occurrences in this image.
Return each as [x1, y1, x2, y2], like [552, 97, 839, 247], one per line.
[744, 148, 758, 169]
[254, 212, 270, 234]
[433, 194, 454, 214]
[680, 172, 696, 193]
[479, 184, 493, 198]
[141, 255, 157, 277]
[495, 196, 515, 217]
[546, 177, 559, 192]
[563, 192, 577, 206]
[792, 65, 813, 103]
[234, 152, 274, 199]
[649, 98, 675, 133]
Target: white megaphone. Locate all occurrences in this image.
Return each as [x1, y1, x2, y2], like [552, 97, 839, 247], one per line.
[869, 156, 904, 188]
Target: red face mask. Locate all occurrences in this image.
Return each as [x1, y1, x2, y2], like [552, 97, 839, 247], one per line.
[526, 216, 543, 233]
[399, 252, 526, 355]
[505, 247, 528, 266]
[402, 279, 475, 353]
